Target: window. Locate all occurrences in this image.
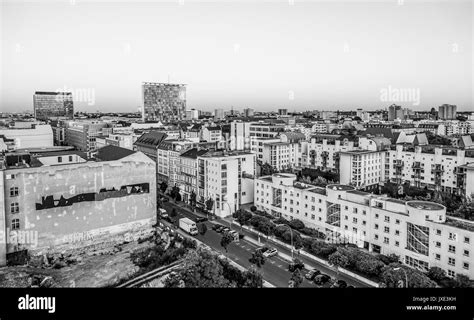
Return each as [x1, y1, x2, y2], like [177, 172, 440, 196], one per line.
[374, 234, 379, 240]
[384, 216, 390, 222]
[463, 263, 469, 270]
[395, 219, 400, 225]
[375, 214, 379, 218]
[353, 208, 358, 214]
[435, 242, 441, 248]
[69, 155, 73, 161]
[448, 258, 455, 266]
[436, 229, 441, 236]
[10, 203, 19, 214]
[395, 241, 399, 247]
[362, 221, 366, 226]
[384, 226, 390, 233]
[448, 245, 456, 253]
[465, 237, 470, 244]
[435, 254, 440, 260]
[58, 156, 62, 163]
[10, 187, 19, 197]
[11, 218, 20, 230]
[353, 218, 357, 223]
[311, 214, 315, 220]
[448, 270, 456, 277]
[464, 250, 469, 257]
[449, 233, 457, 241]
[362, 210, 366, 215]
[375, 224, 379, 229]
[383, 237, 389, 244]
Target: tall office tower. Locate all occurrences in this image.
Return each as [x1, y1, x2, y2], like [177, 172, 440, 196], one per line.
[388, 104, 403, 121]
[33, 91, 74, 121]
[244, 108, 254, 117]
[438, 104, 457, 120]
[278, 108, 288, 116]
[142, 82, 186, 122]
[214, 108, 224, 121]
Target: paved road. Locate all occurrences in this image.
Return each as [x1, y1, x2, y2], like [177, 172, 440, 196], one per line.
[162, 201, 315, 287]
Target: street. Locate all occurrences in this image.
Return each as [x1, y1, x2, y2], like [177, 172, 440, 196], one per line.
[161, 200, 370, 288]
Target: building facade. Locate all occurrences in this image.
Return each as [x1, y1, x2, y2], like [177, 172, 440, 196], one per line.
[0, 149, 156, 266]
[254, 174, 474, 279]
[142, 83, 186, 122]
[33, 91, 74, 121]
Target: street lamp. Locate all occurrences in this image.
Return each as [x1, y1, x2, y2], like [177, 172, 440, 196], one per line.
[276, 224, 294, 259]
[223, 201, 233, 230]
[393, 267, 409, 288]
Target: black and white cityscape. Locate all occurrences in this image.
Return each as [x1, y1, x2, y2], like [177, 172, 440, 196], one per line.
[0, 0, 473, 316]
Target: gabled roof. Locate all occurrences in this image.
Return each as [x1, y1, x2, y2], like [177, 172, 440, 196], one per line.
[95, 145, 136, 161]
[134, 131, 167, 148]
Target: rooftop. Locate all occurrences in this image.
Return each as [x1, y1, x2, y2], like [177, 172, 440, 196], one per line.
[407, 201, 445, 211]
[94, 145, 136, 161]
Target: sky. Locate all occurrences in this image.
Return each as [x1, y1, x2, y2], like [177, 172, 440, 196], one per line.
[0, 0, 472, 113]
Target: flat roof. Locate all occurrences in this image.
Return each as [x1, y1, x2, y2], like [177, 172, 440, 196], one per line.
[327, 184, 355, 191]
[407, 201, 445, 211]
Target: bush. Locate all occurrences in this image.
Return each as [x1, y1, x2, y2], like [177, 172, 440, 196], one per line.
[427, 267, 446, 282]
[302, 238, 337, 259]
[288, 219, 305, 231]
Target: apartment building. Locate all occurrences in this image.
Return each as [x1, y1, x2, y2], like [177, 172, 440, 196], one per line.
[176, 148, 209, 203]
[386, 145, 474, 196]
[254, 174, 474, 279]
[230, 121, 251, 151]
[300, 134, 358, 171]
[197, 151, 255, 217]
[0, 147, 156, 266]
[201, 126, 222, 143]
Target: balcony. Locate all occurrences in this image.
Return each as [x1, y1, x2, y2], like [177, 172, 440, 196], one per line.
[394, 160, 404, 168]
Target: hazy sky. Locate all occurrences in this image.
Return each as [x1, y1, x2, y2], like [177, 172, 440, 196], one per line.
[1, 0, 472, 113]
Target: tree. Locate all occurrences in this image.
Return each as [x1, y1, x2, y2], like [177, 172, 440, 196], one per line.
[170, 208, 177, 220]
[234, 210, 252, 230]
[205, 198, 214, 213]
[243, 266, 264, 288]
[427, 267, 446, 282]
[288, 219, 305, 231]
[189, 191, 197, 208]
[289, 269, 303, 288]
[249, 249, 266, 268]
[220, 232, 233, 253]
[166, 249, 231, 288]
[455, 274, 472, 288]
[328, 251, 351, 269]
[250, 206, 257, 212]
[160, 181, 168, 194]
[380, 264, 436, 288]
[169, 185, 179, 200]
[197, 223, 207, 236]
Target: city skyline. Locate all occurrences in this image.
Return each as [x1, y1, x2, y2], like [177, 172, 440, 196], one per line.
[1, 1, 472, 113]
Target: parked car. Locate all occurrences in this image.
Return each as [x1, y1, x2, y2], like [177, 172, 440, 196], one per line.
[221, 227, 230, 234]
[331, 280, 347, 288]
[305, 269, 321, 281]
[288, 259, 304, 272]
[314, 274, 331, 285]
[262, 248, 278, 258]
[194, 216, 208, 223]
[212, 224, 222, 231]
[256, 247, 269, 254]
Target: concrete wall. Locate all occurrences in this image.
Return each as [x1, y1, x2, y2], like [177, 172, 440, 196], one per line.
[2, 152, 156, 260]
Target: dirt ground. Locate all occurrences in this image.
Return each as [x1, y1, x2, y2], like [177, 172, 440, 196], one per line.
[0, 240, 154, 288]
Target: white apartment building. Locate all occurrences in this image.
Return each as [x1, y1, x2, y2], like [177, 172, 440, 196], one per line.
[230, 121, 251, 151]
[254, 174, 474, 279]
[386, 145, 474, 196]
[201, 126, 222, 143]
[197, 151, 255, 217]
[262, 141, 299, 171]
[300, 135, 357, 171]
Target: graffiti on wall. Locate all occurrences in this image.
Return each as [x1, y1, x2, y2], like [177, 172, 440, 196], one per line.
[35, 183, 150, 210]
